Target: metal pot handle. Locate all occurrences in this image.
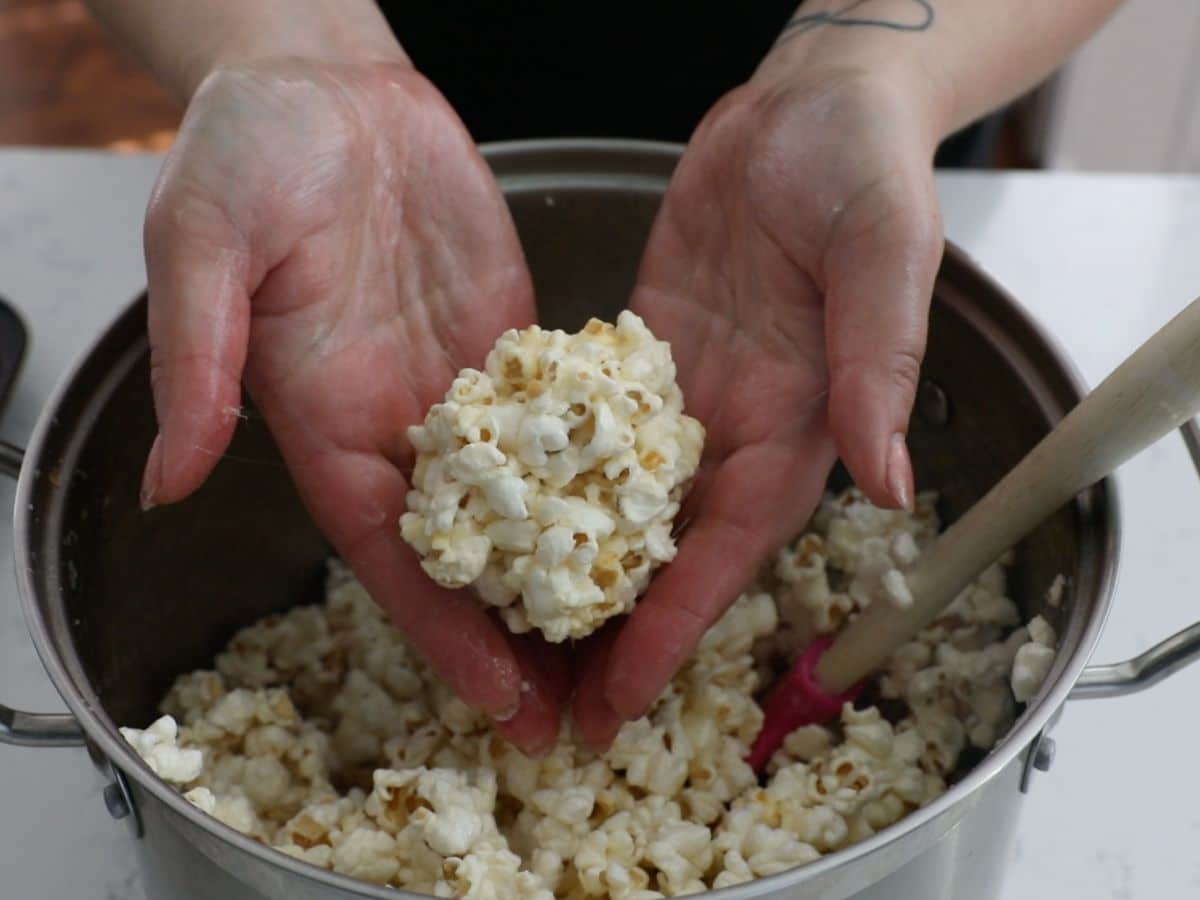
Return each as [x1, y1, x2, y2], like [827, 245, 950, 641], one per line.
[1, 707, 87, 747]
[0, 441, 86, 747]
[1070, 419, 1200, 700]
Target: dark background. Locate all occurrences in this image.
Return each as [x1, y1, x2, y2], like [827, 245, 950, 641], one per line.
[0, 0, 1041, 166]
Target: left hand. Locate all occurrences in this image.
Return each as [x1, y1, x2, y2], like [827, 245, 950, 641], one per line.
[139, 59, 566, 754]
[574, 57, 947, 746]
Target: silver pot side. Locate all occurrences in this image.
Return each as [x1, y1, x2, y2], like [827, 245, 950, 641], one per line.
[5, 139, 1129, 900]
[132, 752, 1026, 900]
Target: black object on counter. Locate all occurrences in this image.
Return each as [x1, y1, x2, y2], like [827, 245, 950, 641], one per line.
[0, 296, 26, 415]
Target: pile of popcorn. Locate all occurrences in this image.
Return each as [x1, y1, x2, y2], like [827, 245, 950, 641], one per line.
[400, 312, 704, 642]
[122, 487, 1060, 898]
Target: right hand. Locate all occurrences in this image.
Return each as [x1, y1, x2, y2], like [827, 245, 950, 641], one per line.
[141, 58, 566, 754]
[572, 61, 946, 748]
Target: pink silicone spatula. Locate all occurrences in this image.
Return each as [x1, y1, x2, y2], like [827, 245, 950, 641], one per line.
[749, 294, 1200, 772]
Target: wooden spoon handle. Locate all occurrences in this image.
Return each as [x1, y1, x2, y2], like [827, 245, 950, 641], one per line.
[817, 295, 1200, 693]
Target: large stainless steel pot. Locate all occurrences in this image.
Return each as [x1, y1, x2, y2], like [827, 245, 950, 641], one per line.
[3, 140, 1200, 900]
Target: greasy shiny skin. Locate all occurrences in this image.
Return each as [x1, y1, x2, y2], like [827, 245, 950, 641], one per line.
[574, 68, 942, 746]
[140, 61, 567, 753]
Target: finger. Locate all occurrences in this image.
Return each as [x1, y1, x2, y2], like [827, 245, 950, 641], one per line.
[824, 171, 943, 511]
[510, 631, 574, 711]
[572, 624, 625, 752]
[268, 430, 528, 722]
[142, 191, 253, 509]
[604, 437, 835, 721]
[355, 529, 527, 723]
[492, 633, 570, 756]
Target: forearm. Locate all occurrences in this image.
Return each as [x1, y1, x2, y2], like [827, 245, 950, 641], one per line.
[84, 0, 408, 102]
[760, 0, 1125, 141]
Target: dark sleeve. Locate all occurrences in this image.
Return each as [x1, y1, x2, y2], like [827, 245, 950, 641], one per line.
[376, 0, 1000, 165]
[376, 1, 795, 142]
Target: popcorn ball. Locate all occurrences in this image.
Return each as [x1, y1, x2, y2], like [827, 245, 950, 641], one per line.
[123, 490, 1060, 898]
[400, 312, 705, 642]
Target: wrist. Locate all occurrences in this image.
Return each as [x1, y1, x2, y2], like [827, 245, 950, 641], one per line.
[170, 2, 411, 101]
[754, 2, 958, 148]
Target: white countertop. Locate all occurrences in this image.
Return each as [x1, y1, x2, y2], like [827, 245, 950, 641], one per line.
[2, 150, 1199, 900]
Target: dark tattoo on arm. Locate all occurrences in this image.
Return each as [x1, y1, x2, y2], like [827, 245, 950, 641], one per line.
[777, 0, 934, 45]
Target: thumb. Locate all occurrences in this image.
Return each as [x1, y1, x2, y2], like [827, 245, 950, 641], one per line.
[824, 173, 942, 511]
[141, 188, 253, 509]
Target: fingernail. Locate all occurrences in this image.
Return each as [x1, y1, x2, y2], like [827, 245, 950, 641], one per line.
[605, 681, 650, 723]
[140, 432, 163, 511]
[493, 677, 531, 722]
[584, 737, 613, 756]
[492, 700, 521, 723]
[886, 432, 915, 512]
[583, 727, 620, 756]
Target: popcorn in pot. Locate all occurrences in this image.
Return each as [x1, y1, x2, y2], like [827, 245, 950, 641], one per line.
[122, 487, 1060, 897]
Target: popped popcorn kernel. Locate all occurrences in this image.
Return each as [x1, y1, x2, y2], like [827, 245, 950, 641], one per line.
[1011, 615, 1057, 702]
[120, 715, 202, 784]
[400, 312, 704, 642]
[332, 828, 400, 884]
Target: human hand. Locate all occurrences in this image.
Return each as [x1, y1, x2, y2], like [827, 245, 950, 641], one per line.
[574, 56, 948, 746]
[139, 58, 565, 753]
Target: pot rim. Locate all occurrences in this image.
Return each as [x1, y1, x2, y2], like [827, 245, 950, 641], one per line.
[13, 138, 1120, 899]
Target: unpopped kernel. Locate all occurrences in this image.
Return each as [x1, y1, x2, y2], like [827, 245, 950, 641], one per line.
[123, 489, 1058, 898]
